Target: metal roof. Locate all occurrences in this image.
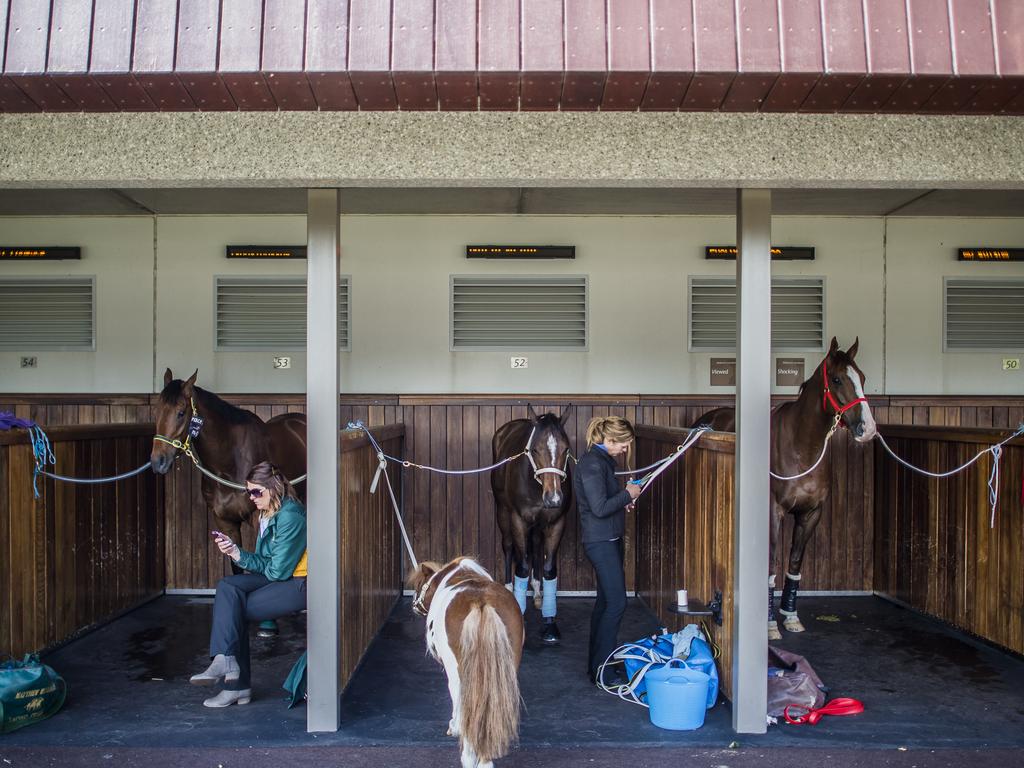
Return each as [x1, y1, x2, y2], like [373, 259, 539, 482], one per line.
[1, 0, 1022, 114]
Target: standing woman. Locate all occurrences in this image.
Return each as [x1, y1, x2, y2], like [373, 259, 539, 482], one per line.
[574, 416, 642, 686]
[190, 461, 308, 707]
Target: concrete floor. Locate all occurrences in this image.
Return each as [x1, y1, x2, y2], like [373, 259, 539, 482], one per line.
[2, 594, 1023, 764]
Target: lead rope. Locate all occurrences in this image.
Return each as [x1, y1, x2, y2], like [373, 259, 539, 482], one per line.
[614, 425, 711, 493]
[0, 416, 154, 499]
[768, 414, 842, 482]
[876, 424, 1024, 528]
[347, 422, 418, 570]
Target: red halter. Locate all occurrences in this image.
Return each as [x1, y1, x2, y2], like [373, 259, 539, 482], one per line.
[821, 359, 868, 417]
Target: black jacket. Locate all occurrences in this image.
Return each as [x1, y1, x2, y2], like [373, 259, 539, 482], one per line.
[574, 446, 632, 544]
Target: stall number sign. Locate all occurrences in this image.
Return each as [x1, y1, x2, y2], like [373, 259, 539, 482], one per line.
[511, 357, 528, 369]
[710, 358, 736, 386]
[776, 358, 805, 386]
[1003, 358, 1020, 371]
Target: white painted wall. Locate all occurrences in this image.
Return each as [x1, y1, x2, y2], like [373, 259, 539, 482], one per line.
[1, 213, 1021, 396]
[885, 217, 1024, 394]
[0, 217, 155, 392]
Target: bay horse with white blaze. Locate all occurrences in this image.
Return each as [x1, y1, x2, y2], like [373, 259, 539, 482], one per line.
[491, 405, 573, 645]
[409, 557, 523, 768]
[694, 337, 876, 640]
[150, 369, 307, 560]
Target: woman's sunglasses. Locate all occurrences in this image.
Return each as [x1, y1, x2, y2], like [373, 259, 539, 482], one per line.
[246, 487, 266, 499]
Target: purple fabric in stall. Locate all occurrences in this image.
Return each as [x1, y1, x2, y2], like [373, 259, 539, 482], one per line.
[0, 411, 35, 430]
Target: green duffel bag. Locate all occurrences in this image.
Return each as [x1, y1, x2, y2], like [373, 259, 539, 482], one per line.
[1, 654, 67, 733]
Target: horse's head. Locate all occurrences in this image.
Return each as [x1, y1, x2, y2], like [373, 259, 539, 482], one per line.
[819, 337, 877, 443]
[151, 368, 199, 474]
[526, 404, 573, 508]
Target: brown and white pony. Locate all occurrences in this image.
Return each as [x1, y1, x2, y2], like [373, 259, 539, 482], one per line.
[694, 337, 877, 640]
[409, 557, 524, 768]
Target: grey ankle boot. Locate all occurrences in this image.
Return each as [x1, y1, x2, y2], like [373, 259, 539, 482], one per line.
[203, 688, 252, 708]
[190, 654, 240, 686]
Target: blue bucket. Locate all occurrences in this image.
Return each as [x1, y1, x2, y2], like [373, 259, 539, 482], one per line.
[645, 659, 710, 731]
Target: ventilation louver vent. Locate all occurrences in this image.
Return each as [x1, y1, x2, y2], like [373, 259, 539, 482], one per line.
[215, 276, 350, 351]
[451, 275, 588, 349]
[689, 276, 825, 351]
[944, 278, 1024, 351]
[0, 277, 95, 350]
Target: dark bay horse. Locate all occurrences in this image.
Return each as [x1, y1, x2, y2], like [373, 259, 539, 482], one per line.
[150, 369, 307, 558]
[694, 337, 876, 640]
[491, 405, 573, 645]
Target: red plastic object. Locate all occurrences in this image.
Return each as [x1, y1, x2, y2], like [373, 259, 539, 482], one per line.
[784, 697, 865, 725]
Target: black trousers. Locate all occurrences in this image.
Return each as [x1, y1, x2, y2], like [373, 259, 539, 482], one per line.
[584, 538, 626, 681]
[209, 573, 306, 690]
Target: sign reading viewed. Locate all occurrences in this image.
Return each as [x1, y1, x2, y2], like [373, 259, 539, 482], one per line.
[710, 358, 736, 387]
[226, 245, 307, 259]
[467, 245, 575, 259]
[705, 246, 815, 261]
[957, 248, 1024, 262]
[0, 246, 80, 260]
[776, 358, 805, 387]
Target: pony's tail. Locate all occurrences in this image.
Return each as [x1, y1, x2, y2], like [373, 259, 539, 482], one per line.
[458, 604, 520, 763]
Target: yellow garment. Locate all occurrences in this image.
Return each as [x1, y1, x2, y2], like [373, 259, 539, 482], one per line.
[292, 550, 308, 578]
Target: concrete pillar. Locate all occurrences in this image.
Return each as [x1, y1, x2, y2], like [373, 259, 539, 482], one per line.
[732, 188, 771, 734]
[306, 189, 341, 732]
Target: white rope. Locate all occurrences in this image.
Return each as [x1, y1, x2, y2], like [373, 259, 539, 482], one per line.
[877, 425, 1024, 529]
[769, 416, 841, 482]
[346, 422, 420, 568]
[614, 425, 710, 485]
[396, 451, 526, 475]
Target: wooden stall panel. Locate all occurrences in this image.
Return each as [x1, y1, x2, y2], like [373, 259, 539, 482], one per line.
[874, 426, 1024, 655]
[4, 393, 1020, 595]
[339, 425, 405, 689]
[634, 426, 736, 700]
[0, 425, 164, 657]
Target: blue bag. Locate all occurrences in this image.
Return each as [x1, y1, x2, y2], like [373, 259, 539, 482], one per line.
[606, 630, 719, 709]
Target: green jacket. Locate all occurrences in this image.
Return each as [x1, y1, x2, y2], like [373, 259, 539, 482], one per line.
[237, 497, 307, 581]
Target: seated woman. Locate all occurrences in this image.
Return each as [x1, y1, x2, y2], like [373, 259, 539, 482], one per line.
[189, 461, 308, 707]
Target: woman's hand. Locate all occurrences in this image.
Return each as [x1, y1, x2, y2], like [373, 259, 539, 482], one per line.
[625, 481, 642, 501]
[216, 535, 241, 562]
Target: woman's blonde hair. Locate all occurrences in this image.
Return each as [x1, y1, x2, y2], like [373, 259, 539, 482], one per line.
[585, 415, 635, 455]
[246, 461, 297, 518]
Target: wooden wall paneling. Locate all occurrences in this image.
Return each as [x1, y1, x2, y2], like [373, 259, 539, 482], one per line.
[338, 427, 404, 690]
[633, 427, 736, 700]
[0, 440, 10, 654]
[873, 426, 1023, 655]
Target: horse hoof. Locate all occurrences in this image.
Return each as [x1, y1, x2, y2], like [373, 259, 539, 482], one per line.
[541, 620, 561, 645]
[257, 620, 279, 638]
[783, 617, 806, 633]
[767, 621, 782, 641]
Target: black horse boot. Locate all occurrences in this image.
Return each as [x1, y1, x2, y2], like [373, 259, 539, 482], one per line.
[779, 572, 805, 632]
[541, 617, 561, 645]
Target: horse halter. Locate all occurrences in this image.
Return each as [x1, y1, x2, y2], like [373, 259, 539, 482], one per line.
[821, 360, 868, 419]
[523, 425, 571, 486]
[152, 396, 205, 457]
[412, 578, 432, 617]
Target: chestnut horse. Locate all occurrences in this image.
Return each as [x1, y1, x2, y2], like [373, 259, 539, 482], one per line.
[150, 369, 307, 556]
[694, 337, 876, 640]
[409, 557, 523, 768]
[491, 405, 572, 645]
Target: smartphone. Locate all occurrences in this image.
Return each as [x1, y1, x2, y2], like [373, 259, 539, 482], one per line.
[211, 530, 226, 540]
